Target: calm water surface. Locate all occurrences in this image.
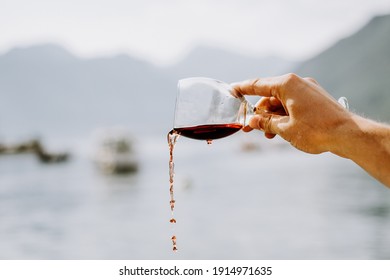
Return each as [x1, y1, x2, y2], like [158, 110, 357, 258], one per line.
[0, 132, 389, 259]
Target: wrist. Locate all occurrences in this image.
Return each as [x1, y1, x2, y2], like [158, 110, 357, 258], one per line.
[329, 114, 371, 159]
[329, 113, 390, 187]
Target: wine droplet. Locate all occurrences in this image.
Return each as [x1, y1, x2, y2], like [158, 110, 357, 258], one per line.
[171, 235, 178, 252]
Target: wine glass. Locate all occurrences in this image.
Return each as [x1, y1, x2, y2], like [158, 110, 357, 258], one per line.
[172, 77, 255, 141]
[172, 77, 349, 142]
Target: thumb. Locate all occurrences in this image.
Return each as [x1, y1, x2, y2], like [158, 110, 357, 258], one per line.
[248, 112, 288, 136]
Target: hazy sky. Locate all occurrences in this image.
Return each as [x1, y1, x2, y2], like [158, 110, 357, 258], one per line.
[1, 0, 389, 65]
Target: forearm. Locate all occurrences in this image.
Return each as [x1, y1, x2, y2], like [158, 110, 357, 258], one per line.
[331, 114, 390, 187]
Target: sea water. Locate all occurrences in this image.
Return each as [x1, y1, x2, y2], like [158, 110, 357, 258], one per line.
[0, 132, 389, 259]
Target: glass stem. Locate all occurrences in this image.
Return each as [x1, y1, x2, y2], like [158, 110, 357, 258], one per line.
[239, 98, 255, 127]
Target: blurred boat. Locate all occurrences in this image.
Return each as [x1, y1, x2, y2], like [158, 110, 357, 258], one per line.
[0, 138, 69, 163]
[93, 128, 138, 174]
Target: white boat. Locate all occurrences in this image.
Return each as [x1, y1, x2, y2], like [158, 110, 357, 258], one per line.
[93, 128, 138, 174]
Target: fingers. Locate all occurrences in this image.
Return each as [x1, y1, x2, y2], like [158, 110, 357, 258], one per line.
[265, 132, 276, 139]
[242, 124, 276, 139]
[248, 112, 289, 136]
[255, 96, 285, 114]
[233, 74, 315, 100]
[242, 97, 287, 137]
[231, 77, 280, 98]
[303, 77, 319, 85]
[242, 125, 253, 132]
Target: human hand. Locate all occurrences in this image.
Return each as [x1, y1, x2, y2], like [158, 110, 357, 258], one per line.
[232, 73, 352, 154]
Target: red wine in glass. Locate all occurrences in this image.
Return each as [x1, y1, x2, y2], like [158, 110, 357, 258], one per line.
[172, 123, 243, 141]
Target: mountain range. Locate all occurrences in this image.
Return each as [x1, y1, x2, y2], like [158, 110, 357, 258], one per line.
[0, 14, 389, 139]
[295, 14, 390, 121]
[167, 45, 296, 82]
